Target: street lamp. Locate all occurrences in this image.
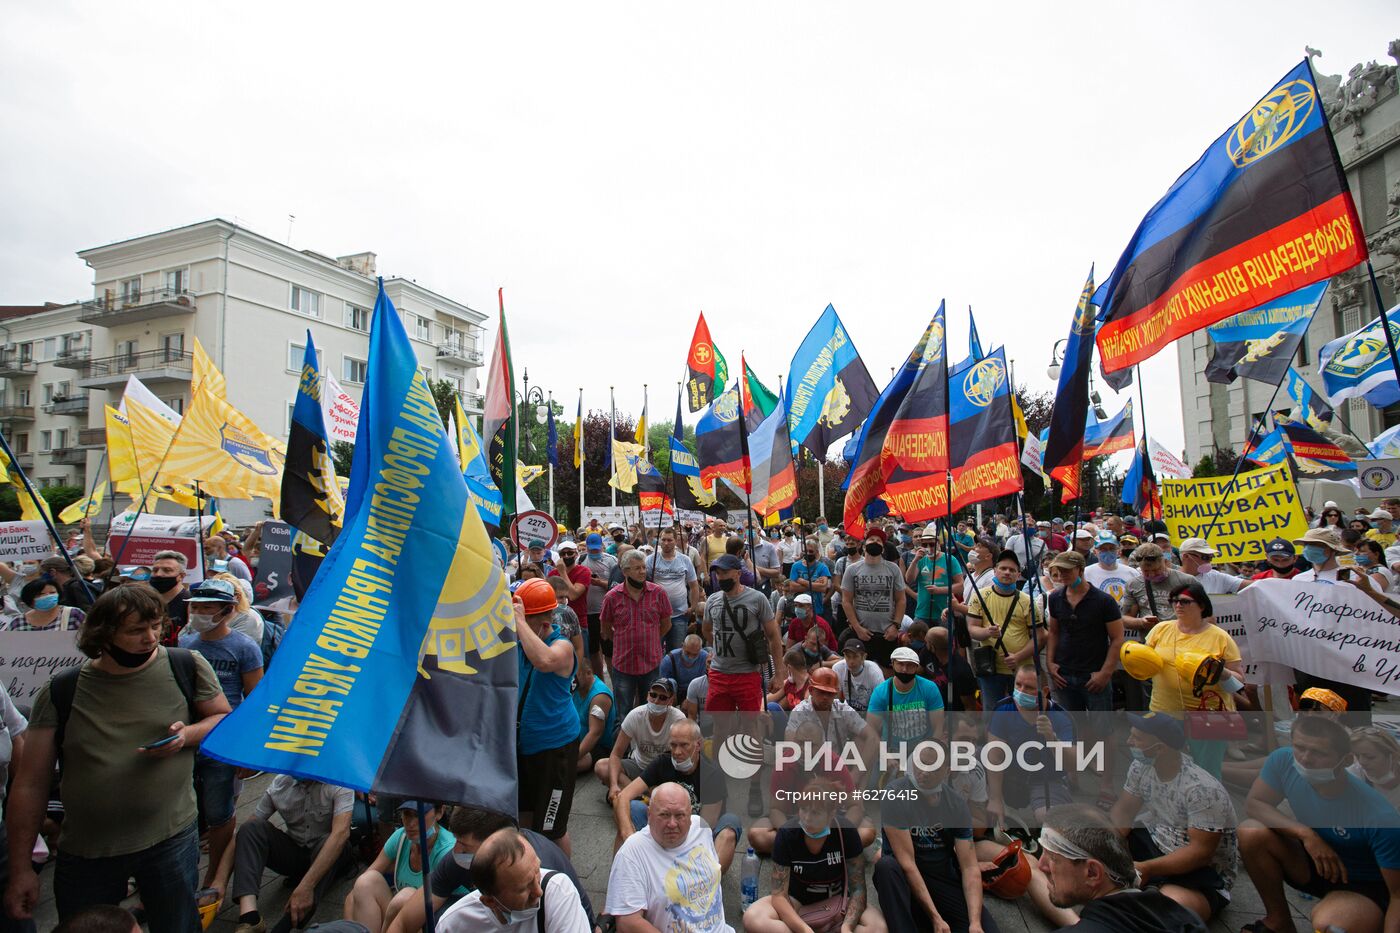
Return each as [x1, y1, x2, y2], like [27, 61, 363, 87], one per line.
[518, 367, 547, 459]
[1047, 339, 1067, 381]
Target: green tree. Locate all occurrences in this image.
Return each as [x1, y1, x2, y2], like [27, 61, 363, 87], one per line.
[0, 483, 85, 523]
[331, 441, 355, 477]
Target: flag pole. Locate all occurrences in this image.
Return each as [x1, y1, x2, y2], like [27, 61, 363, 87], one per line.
[194, 480, 207, 577]
[610, 386, 617, 508]
[1133, 363, 1161, 521]
[547, 392, 555, 517]
[1365, 259, 1400, 385]
[0, 428, 95, 602]
[1199, 363, 1295, 540]
[415, 801, 437, 932]
[642, 383, 649, 458]
[578, 388, 585, 528]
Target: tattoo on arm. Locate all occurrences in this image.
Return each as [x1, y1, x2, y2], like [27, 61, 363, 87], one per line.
[772, 863, 792, 896]
[845, 851, 868, 922]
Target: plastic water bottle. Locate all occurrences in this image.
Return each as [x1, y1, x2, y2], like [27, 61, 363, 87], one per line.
[740, 847, 760, 910]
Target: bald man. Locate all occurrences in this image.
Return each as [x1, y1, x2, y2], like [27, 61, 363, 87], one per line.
[435, 828, 589, 932]
[606, 783, 733, 932]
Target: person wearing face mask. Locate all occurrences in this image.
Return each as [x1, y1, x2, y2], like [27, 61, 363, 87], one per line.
[437, 828, 591, 933]
[865, 647, 945, 754]
[750, 527, 783, 596]
[831, 639, 885, 713]
[1250, 537, 1303, 580]
[987, 665, 1073, 826]
[1238, 715, 1400, 933]
[597, 677, 685, 799]
[838, 529, 905, 673]
[829, 535, 862, 628]
[601, 551, 674, 716]
[612, 718, 743, 872]
[1007, 520, 1050, 578]
[785, 592, 837, 652]
[966, 550, 1038, 708]
[5, 585, 229, 932]
[1176, 538, 1246, 595]
[546, 539, 592, 641]
[744, 779, 882, 933]
[701, 552, 784, 721]
[1291, 528, 1376, 715]
[788, 540, 833, 620]
[147, 550, 192, 643]
[605, 783, 732, 932]
[8, 578, 85, 632]
[176, 579, 264, 904]
[344, 801, 457, 933]
[1350, 727, 1400, 809]
[874, 742, 997, 933]
[907, 531, 963, 629]
[1106, 713, 1237, 925]
[1354, 539, 1396, 593]
[385, 808, 589, 933]
[1118, 543, 1192, 640]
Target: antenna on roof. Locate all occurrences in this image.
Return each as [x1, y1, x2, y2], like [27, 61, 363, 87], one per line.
[286, 214, 296, 245]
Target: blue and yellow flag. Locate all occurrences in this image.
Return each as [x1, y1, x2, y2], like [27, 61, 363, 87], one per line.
[281, 333, 344, 546]
[204, 281, 517, 813]
[454, 396, 504, 531]
[785, 303, 879, 457]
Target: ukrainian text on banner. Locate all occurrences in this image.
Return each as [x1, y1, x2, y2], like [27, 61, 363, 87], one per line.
[107, 514, 217, 584]
[0, 521, 54, 563]
[1160, 462, 1308, 560]
[1232, 578, 1400, 696]
[0, 629, 84, 703]
[1207, 594, 1294, 685]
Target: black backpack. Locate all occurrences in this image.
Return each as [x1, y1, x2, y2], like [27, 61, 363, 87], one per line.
[50, 648, 199, 764]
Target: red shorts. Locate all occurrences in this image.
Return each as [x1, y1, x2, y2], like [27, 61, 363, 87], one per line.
[707, 669, 764, 712]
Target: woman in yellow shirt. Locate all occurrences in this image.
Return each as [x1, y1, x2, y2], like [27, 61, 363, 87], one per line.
[1145, 579, 1244, 778]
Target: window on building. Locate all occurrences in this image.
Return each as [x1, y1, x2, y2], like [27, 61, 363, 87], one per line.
[161, 396, 185, 415]
[42, 337, 56, 361]
[165, 268, 187, 294]
[290, 286, 321, 317]
[61, 332, 84, 355]
[42, 384, 53, 405]
[161, 332, 184, 358]
[39, 431, 51, 452]
[14, 434, 27, 454]
[288, 343, 324, 373]
[286, 402, 296, 436]
[344, 356, 368, 384]
[118, 339, 139, 364]
[345, 304, 370, 332]
[120, 277, 141, 304]
[55, 429, 67, 450]
[1359, 159, 1389, 231]
[57, 381, 70, 398]
[416, 316, 431, 341]
[17, 343, 31, 363]
[16, 388, 30, 407]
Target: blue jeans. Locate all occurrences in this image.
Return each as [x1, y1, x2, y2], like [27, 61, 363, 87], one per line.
[665, 613, 689, 652]
[612, 667, 659, 719]
[631, 800, 743, 844]
[765, 702, 788, 740]
[1052, 671, 1114, 712]
[55, 822, 199, 933]
[194, 754, 237, 827]
[978, 673, 1013, 710]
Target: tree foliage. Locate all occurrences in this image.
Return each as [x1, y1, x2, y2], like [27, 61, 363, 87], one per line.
[0, 483, 85, 523]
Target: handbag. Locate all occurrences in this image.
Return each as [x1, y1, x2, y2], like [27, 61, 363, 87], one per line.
[1183, 683, 1247, 741]
[723, 598, 767, 666]
[970, 584, 1017, 678]
[794, 825, 848, 932]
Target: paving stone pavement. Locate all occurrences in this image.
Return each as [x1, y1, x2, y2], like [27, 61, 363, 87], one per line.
[26, 767, 1322, 932]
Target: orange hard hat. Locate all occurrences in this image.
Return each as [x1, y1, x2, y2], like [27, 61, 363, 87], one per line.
[982, 839, 1033, 899]
[516, 577, 558, 616]
[808, 667, 840, 695]
[1299, 687, 1347, 713]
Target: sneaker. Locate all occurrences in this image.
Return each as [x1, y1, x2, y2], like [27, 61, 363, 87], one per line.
[234, 921, 266, 933]
[747, 781, 764, 817]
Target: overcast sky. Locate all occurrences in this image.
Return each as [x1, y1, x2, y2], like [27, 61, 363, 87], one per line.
[2, 2, 1393, 466]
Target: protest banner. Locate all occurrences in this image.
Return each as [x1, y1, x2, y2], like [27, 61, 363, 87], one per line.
[252, 520, 295, 604]
[1147, 438, 1191, 480]
[0, 629, 84, 704]
[1209, 593, 1293, 685]
[1232, 578, 1400, 696]
[0, 521, 54, 564]
[321, 369, 360, 443]
[107, 513, 216, 583]
[510, 510, 558, 550]
[1160, 461, 1308, 560]
[1357, 458, 1400, 499]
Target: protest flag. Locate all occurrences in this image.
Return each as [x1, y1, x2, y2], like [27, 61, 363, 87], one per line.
[1205, 280, 1328, 385]
[671, 390, 726, 517]
[1082, 400, 1135, 459]
[685, 312, 727, 412]
[608, 439, 646, 492]
[547, 402, 559, 468]
[1279, 420, 1355, 477]
[452, 396, 505, 531]
[786, 303, 880, 458]
[1282, 367, 1334, 430]
[696, 382, 749, 495]
[203, 280, 518, 815]
[1243, 425, 1289, 466]
[1044, 269, 1097, 502]
[1369, 424, 1400, 459]
[842, 304, 945, 537]
[636, 458, 673, 515]
[1121, 439, 1159, 518]
[281, 333, 345, 546]
[483, 289, 517, 516]
[516, 464, 545, 487]
[1319, 300, 1400, 409]
[572, 391, 584, 469]
[742, 366, 798, 516]
[741, 356, 779, 432]
[58, 481, 107, 524]
[1094, 60, 1366, 373]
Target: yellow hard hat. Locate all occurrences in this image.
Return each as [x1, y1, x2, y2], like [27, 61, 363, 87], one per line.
[1299, 687, 1347, 712]
[1120, 642, 1164, 680]
[1176, 651, 1225, 697]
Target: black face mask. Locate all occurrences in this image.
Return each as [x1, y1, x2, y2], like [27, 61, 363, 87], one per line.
[561, 555, 575, 566]
[149, 576, 180, 594]
[717, 577, 737, 592]
[893, 670, 917, 685]
[846, 546, 860, 555]
[864, 543, 884, 557]
[613, 534, 625, 543]
[625, 576, 645, 590]
[804, 552, 816, 562]
[106, 642, 156, 668]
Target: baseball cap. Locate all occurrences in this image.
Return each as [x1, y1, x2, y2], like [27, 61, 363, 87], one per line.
[890, 647, 921, 665]
[1264, 537, 1295, 556]
[1073, 528, 1095, 541]
[585, 533, 604, 551]
[842, 638, 867, 654]
[528, 539, 546, 549]
[1127, 711, 1186, 750]
[649, 677, 678, 698]
[1370, 508, 1392, 521]
[711, 554, 744, 572]
[557, 539, 577, 552]
[1178, 537, 1217, 557]
[187, 579, 238, 603]
[865, 527, 888, 543]
[793, 593, 812, 605]
[1047, 551, 1086, 571]
[1093, 531, 1119, 547]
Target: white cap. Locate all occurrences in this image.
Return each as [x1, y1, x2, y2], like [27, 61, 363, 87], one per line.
[1324, 500, 1339, 509]
[890, 647, 921, 665]
[793, 593, 813, 605]
[1370, 508, 1392, 521]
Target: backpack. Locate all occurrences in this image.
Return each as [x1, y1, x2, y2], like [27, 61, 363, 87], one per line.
[50, 647, 199, 765]
[259, 615, 286, 670]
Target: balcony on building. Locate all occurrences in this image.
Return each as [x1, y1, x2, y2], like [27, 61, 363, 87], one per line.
[49, 447, 86, 467]
[436, 339, 484, 365]
[462, 391, 485, 412]
[0, 405, 36, 422]
[77, 427, 106, 449]
[75, 348, 193, 389]
[0, 351, 36, 378]
[11, 452, 33, 471]
[78, 286, 197, 327]
[53, 346, 92, 370]
[44, 394, 90, 417]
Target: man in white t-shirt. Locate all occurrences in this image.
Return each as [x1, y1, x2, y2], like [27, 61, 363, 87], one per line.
[1178, 538, 1247, 595]
[646, 529, 702, 653]
[1083, 533, 1142, 620]
[830, 639, 885, 713]
[437, 828, 590, 932]
[605, 783, 733, 933]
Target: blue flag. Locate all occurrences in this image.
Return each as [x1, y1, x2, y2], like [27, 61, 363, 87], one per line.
[1281, 368, 1333, 430]
[1244, 427, 1289, 466]
[204, 280, 517, 813]
[456, 400, 505, 531]
[1319, 301, 1400, 410]
[785, 303, 879, 458]
[546, 403, 558, 467]
[281, 333, 344, 546]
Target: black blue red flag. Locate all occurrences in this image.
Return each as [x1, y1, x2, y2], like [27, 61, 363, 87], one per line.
[1043, 269, 1098, 502]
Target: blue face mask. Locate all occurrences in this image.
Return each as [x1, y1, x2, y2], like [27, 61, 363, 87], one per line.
[1013, 689, 1038, 710]
[1302, 544, 1330, 566]
[802, 824, 832, 840]
[992, 579, 1018, 595]
[1356, 554, 1373, 567]
[32, 594, 59, 611]
[1098, 553, 1118, 568]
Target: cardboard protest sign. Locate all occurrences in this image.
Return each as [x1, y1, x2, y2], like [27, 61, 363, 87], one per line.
[0, 629, 84, 704]
[252, 521, 295, 605]
[106, 513, 217, 584]
[1161, 462, 1308, 560]
[0, 521, 53, 564]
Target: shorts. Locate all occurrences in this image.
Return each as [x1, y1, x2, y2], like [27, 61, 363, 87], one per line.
[1127, 828, 1230, 917]
[707, 669, 764, 713]
[1287, 857, 1391, 912]
[621, 758, 645, 781]
[517, 738, 580, 840]
[194, 754, 237, 828]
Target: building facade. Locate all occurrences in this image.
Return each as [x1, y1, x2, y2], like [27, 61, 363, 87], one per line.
[0, 219, 487, 525]
[1177, 41, 1400, 467]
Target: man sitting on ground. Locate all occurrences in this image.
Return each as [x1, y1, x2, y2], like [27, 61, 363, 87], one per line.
[435, 828, 590, 932]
